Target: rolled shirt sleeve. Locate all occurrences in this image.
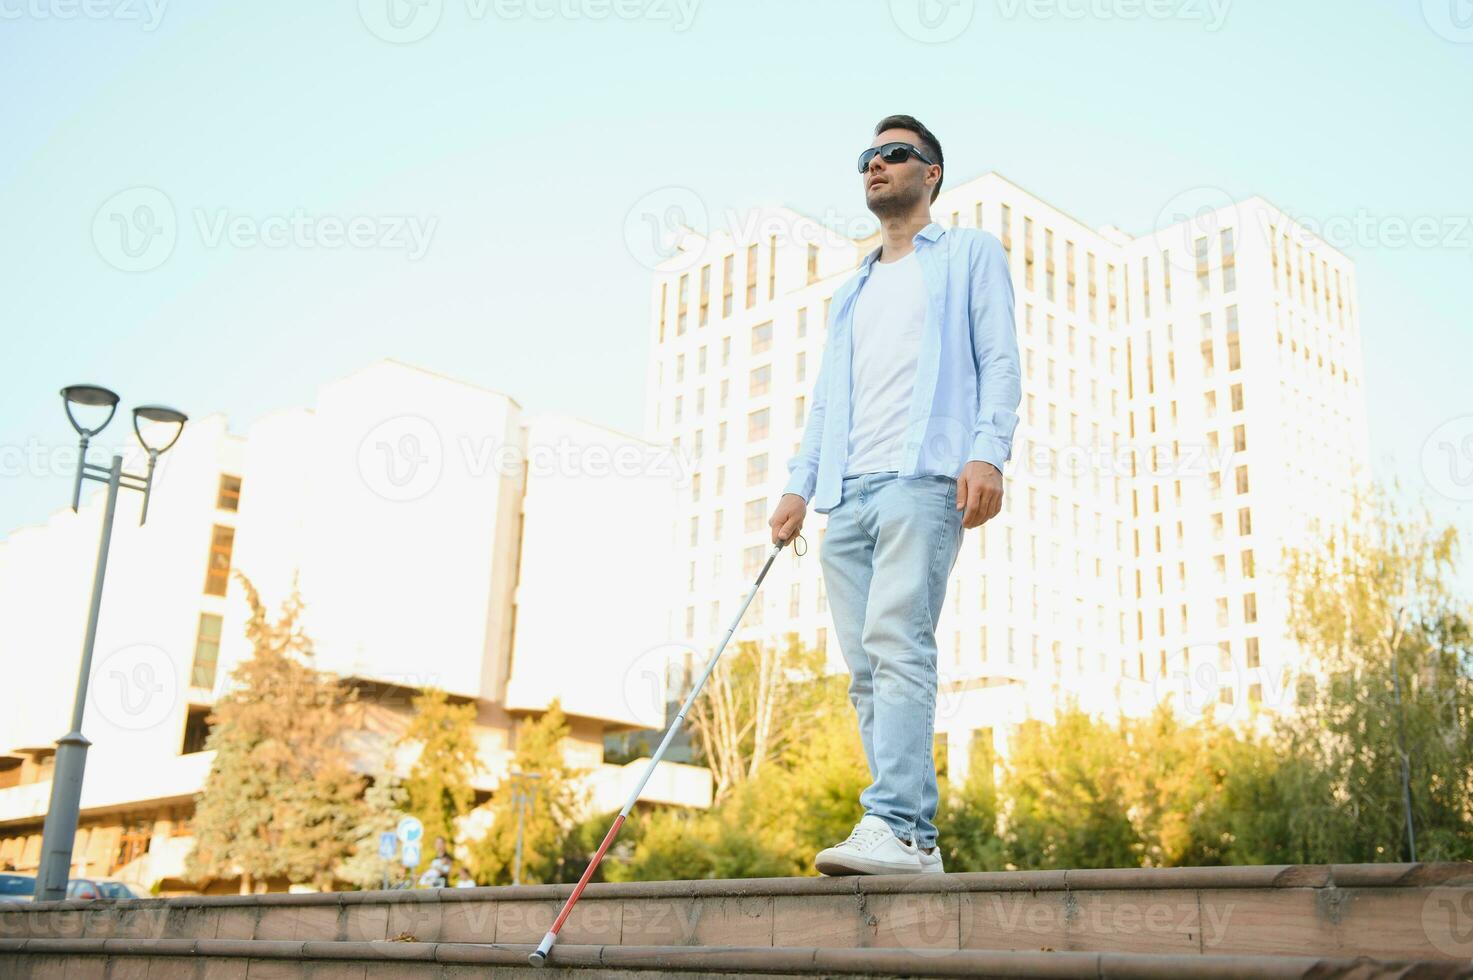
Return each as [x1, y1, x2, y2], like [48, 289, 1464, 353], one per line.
[782, 339, 829, 501]
[967, 233, 1023, 473]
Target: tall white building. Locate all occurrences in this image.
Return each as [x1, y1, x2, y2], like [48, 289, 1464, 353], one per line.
[644, 173, 1369, 781]
[0, 360, 709, 892]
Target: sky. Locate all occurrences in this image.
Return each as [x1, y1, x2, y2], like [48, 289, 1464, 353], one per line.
[3, 0, 1471, 567]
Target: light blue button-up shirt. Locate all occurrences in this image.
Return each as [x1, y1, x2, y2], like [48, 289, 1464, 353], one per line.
[782, 222, 1021, 515]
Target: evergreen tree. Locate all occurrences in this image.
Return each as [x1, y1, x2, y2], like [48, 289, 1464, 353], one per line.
[467, 701, 587, 884]
[398, 687, 480, 876]
[186, 574, 364, 893]
[339, 773, 410, 890]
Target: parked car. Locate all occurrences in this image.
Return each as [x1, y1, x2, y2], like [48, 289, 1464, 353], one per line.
[0, 873, 35, 903]
[97, 881, 145, 900]
[65, 878, 103, 900]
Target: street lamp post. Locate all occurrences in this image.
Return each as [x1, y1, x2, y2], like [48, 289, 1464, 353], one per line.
[34, 385, 187, 902]
[509, 770, 542, 886]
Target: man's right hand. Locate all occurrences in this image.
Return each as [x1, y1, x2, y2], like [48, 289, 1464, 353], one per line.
[769, 493, 807, 546]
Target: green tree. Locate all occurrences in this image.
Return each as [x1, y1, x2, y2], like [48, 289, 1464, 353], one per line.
[935, 732, 1006, 872]
[687, 640, 827, 803]
[467, 701, 588, 884]
[1002, 709, 1141, 870]
[339, 772, 410, 890]
[1284, 488, 1473, 862]
[186, 574, 364, 893]
[399, 687, 480, 874]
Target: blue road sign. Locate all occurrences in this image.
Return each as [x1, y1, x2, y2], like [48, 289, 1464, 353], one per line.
[378, 831, 397, 860]
[396, 816, 423, 844]
[401, 839, 422, 868]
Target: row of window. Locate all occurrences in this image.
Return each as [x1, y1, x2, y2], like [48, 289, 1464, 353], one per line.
[658, 237, 829, 342]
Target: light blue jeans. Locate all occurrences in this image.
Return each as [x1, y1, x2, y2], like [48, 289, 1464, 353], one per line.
[818, 471, 965, 849]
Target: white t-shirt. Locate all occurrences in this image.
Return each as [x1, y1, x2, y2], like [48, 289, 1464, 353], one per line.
[844, 251, 926, 477]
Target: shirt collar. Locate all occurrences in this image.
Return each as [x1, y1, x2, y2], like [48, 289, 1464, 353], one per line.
[858, 221, 946, 277]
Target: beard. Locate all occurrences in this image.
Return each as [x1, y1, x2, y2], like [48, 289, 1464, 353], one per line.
[866, 177, 926, 219]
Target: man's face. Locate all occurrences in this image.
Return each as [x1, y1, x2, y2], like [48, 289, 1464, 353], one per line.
[863, 128, 936, 217]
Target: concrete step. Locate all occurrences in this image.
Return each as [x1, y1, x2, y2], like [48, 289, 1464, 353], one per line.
[2, 937, 1469, 979]
[2, 862, 1470, 974]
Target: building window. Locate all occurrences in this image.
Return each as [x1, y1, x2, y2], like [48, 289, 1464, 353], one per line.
[807, 244, 818, 284]
[746, 453, 768, 486]
[749, 364, 771, 397]
[676, 273, 688, 335]
[797, 308, 807, 337]
[745, 243, 758, 308]
[747, 408, 770, 441]
[743, 545, 762, 577]
[699, 264, 710, 327]
[1044, 228, 1055, 301]
[115, 821, 152, 872]
[191, 613, 222, 688]
[751, 321, 773, 354]
[216, 474, 242, 512]
[203, 524, 235, 597]
[182, 705, 213, 755]
[722, 254, 734, 317]
[1194, 236, 1210, 297]
[1023, 216, 1035, 290]
[1243, 593, 1258, 624]
[1225, 305, 1241, 371]
[1220, 228, 1237, 292]
[769, 234, 778, 299]
[1066, 240, 1077, 311]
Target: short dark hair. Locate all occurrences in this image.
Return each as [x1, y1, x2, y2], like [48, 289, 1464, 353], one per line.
[874, 114, 944, 203]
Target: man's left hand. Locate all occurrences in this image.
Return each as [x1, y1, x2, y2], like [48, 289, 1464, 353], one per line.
[956, 460, 1003, 529]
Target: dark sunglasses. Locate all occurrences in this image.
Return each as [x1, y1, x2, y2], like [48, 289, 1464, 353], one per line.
[857, 141, 937, 173]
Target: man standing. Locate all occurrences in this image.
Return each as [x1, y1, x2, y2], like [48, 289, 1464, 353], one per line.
[768, 115, 1021, 875]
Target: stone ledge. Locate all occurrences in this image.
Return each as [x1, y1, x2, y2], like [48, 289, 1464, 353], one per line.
[2, 861, 1469, 918]
[2, 937, 1468, 979]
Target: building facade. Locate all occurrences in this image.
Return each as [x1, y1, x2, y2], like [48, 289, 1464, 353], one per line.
[644, 174, 1370, 784]
[0, 360, 709, 892]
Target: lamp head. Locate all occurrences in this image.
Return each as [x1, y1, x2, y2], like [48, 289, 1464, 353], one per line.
[60, 385, 120, 438]
[132, 405, 188, 455]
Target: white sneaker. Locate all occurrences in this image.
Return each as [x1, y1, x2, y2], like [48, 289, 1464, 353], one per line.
[917, 845, 945, 874]
[815, 815, 923, 876]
